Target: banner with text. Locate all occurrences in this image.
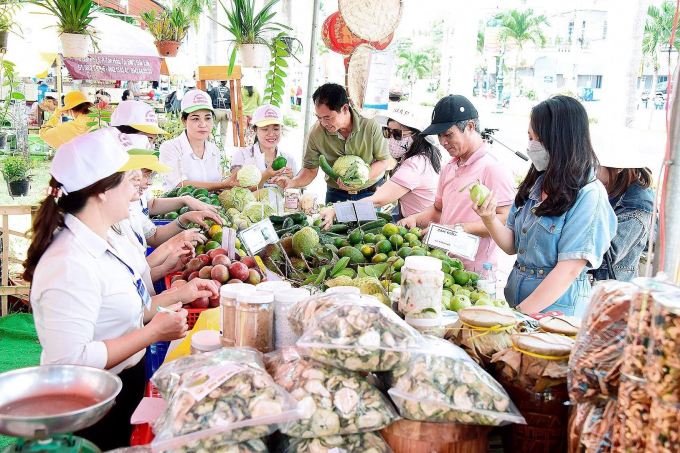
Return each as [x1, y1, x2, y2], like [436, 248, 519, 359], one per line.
[62, 54, 162, 81]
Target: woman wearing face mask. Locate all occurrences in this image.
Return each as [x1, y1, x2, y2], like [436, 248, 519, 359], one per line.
[473, 96, 617, 317]
[318, 104, 442, 230]
[159, 89, 240, 192]
[231, 104, 298, 189]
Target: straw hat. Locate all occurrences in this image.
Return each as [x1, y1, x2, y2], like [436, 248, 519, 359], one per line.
[338, 0, 403, 41]
[347, 44, 379, 119]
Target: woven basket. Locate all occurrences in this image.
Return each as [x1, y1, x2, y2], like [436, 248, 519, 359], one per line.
[339, 0, 403, 42]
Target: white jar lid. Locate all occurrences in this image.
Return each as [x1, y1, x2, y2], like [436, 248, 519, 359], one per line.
[191, 330, 222, 352]
[275, 288, 311, 303]
[237, 291, 275, 304]
[405, 315, 443, 327]
[257, 281, 292, 293]
[326, 286, 361, 294]
[391, 287, 402, 298]
[403, 256, 442, 272]
[220, 283, 255, 300]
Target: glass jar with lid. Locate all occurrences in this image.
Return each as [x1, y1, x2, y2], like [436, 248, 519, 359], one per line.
[274, 288, 310, 350]
[235, 291, 275, 353]
[401, 256, 444, 319]
[220, 283, 255, 347]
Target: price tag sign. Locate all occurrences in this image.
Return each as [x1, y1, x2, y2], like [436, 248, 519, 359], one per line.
[221, 228, 237, 260]
[424, 223, 481, 261]
[238, 218, 280, 256]
[334, 201, 377, 223]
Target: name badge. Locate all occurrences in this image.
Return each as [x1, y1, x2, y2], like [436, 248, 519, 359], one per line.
[424, 223, 481, 261]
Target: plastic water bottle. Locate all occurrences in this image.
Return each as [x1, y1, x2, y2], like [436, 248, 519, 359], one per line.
[477, 263, 497, 300]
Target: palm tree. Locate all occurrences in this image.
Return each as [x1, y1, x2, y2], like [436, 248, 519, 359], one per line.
[495, 9, 548, 88]
[396, 50, 430, 99]
[643, 1, 680, 99]
[477, 27, 485, 55]
[173, 0, 211, 27]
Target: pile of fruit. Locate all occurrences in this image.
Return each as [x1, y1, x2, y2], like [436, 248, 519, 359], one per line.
[151, 185, 222, 221]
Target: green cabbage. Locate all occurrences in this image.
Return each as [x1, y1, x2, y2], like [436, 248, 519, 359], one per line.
[237, 164, 263, 188]
[232, 214, 252, 231]
[333, 156, 371, 187]
[219, 187, 257, 211]
[243, 202, 276, 223]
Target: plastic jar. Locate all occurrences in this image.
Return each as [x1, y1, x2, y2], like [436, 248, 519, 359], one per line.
[235, 291, 275, 353]
[190, 330, 222, 355]
[256, 281, 292, 294]
[391, 287, 402, 315]
[405, 315, 446, 338]
[274, 288, 310, 350]
[284, 189, 301, 213]
[219, 283, 255, 348]
[401, 256, 444, 319]
[326, 286, 361, 295]
[300, 192, 318, 215]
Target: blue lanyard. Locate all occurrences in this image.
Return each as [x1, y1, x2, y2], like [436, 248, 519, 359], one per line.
[131, 224, 145, 246]
[140, 199, 149, 217]
[107, 250, 152, 311]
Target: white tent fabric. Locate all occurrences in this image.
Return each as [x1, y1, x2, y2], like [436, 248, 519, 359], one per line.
[6, 4, 158, 77]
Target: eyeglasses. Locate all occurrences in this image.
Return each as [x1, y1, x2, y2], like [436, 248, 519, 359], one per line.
[260, 127, 281, 136]
[382, 127, 412, 140]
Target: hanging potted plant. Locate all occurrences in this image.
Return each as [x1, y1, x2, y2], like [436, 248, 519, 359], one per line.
[2, 155, 33, 197]
[215, 0, 290, 73]
[0, 1, 22, 52]
[263, 33, 301, 108]
[0, 59, 24, 149]
[31, 0, 98, 59]
[141, 7, 191, 58]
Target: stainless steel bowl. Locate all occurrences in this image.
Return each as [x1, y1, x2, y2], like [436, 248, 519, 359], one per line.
[0, 365, 122, 438]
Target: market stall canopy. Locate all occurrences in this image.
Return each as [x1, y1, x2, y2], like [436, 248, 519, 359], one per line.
[6, 4, 162, 80]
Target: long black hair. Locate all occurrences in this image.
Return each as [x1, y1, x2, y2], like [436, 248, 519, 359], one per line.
[244, 86, 254, 97]
[388, 120, 442, 174]
[515, 95, 598, 217]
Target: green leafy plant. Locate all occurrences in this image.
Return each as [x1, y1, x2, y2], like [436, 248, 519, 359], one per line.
[85, 103, 112, 130]
[291, 104, 301, 112]
[494, 9, 548, 87]
[396, 50, 430, 98]
[283, 115, 297, 128]
[264, 34, 302, 107]
[213, 0, 291, 75]
[0, 59, 24, 135]
[0, 1, 22, 36]
[140, 7, 191, 43]
[31, 0, 99, 35]
[1, 154, 33, 183]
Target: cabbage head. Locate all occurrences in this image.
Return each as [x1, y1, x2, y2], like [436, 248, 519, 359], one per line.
[333, 156, 371, 187]
[232, 214, 251, 231]
[242, 202, 275, 223]
[218, 187, 256, 211]
[237, 164, 262, 188]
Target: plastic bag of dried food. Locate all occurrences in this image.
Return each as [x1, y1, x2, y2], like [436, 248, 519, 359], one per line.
[445, 306, 520, 367]
[283, 432, 392, 453]
[265, 347, 399, 438]
[152, 347, 264, 400]
[567, 398, 617, 453]
[568, 281, 634, 404]
[104, 438, 268, 453]
[149, 349, 302, 451]
[288, 292, 375, 336]
[296, 296, 425, 372]
[386, 336, 525, 426]
[644, 291, 680, 402]
[612, 373, 650, 453]
[645, 398, 680, 453]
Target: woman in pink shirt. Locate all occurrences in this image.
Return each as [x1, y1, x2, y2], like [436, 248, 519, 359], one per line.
[319, 104, 442, 228]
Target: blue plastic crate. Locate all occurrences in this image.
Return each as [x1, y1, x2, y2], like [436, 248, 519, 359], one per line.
[145, 341, 170, 381]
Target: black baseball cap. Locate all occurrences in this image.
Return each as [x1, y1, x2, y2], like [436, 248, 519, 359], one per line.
[420, 95, 479, 136]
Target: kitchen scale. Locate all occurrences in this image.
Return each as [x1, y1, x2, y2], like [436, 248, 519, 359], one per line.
[0, 365, 122, 453]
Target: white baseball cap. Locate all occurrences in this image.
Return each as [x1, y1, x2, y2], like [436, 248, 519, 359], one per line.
[181, 89, 214, 114]
[184, 78, 197, 88]
[110, 100, 169, 136]
[592, 127, 664, 169]
[50, 128, 157, 193]
[376, 103, 437, 145]
[103, 128, 172, 173]
[252, 104, 283, 127]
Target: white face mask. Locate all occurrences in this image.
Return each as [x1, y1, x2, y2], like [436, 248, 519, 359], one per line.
[389, 135, 413, 159]
[527, 140, 550, 171]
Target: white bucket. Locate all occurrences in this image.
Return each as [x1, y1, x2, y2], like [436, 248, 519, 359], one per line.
[239, 44, 268, 68]
[60, 33, 89, 59]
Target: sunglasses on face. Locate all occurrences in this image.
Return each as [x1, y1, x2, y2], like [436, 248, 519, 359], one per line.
[382, 127, 412, 140]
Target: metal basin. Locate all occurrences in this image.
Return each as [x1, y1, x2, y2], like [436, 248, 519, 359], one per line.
[0, 365, 122, 438]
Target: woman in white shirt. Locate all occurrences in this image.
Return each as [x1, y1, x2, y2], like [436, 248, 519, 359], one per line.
[159, 89, 240, 192]
[231, 104, 297, 189]
[23, 130, 219, 450]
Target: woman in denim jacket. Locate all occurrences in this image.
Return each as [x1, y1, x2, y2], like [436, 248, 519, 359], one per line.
[591, 129, 655, 282]
[472, 96, 617, 317]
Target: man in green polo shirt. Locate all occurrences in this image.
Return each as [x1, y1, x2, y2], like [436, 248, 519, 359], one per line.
[276, 83, 390, 203]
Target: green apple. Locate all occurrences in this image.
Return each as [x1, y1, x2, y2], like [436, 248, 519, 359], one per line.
[450, 294, 472, 312]
[493, 299, 510, 308]
[456, 289, 472, 298]
[470, 290, 490, 302]
[475, 298, 495, 307]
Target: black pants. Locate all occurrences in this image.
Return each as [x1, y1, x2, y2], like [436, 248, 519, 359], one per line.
[75, 358, 146, 451]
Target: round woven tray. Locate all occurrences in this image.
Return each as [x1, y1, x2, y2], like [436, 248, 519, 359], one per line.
[346, 43, 379, 119]
[338, 0, 403, 42]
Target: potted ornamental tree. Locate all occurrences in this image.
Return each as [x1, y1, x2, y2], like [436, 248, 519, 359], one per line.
[215, 0, 290, 73]
[0, 59, 24, 149]
[141, 7, 191, 57]
[32, 0, 98, 59]
[2, 155, 33, 197]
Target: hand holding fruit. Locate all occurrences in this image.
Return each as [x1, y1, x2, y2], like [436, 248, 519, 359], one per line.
[182, 195, 219, 215]
[174, 278, 219, 306]
[149, 302, 189, 342]
[397, 215, 419, 230]
[472, 189, 498, 223]
[162, 241, 194, 275]
[179, 210, 223, 230]
[170, 228, 207, 247]
[273, 176, 293, 190]
[319, 207, 336, 231]
[262, 166, 285, 182]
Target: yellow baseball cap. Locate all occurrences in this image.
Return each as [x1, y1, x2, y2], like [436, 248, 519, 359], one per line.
[62, 91, 90, 111]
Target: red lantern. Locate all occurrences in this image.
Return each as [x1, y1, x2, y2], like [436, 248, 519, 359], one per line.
[322, 12, 394, 56]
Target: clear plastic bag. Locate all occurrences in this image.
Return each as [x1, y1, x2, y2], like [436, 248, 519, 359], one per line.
[104, 438, 268, 453]
[149, 348, 302, 451]
[296, 296, 426, 372]
[287, 292, 375, 336]
[265, 347, 399, 438]
[645, 398, 680, 453]
[644, 291, 680, 403]
[283, 432, 393, 453]
[386, 336, 525, 426]
[567, 398, 617, 453]
[620, 281, 655, 379]
[568, 282, 634, 404]
[613, 373, 650, 453]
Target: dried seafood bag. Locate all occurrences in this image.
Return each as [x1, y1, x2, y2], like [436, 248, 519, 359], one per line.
[386, 335, 525, 426]
[296, 295, 425, 372]
[149, 348, 302, 451]
[491, 332, 574, 391]
[104, 439, 269, 453]
[264, 347, 399, 438]
[287, 292, 373, 336]
[444, 306, 520, 367]
[567, 398, 617, 453]
[282, 432, 392, 453]
[568, 281, 634, 404]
